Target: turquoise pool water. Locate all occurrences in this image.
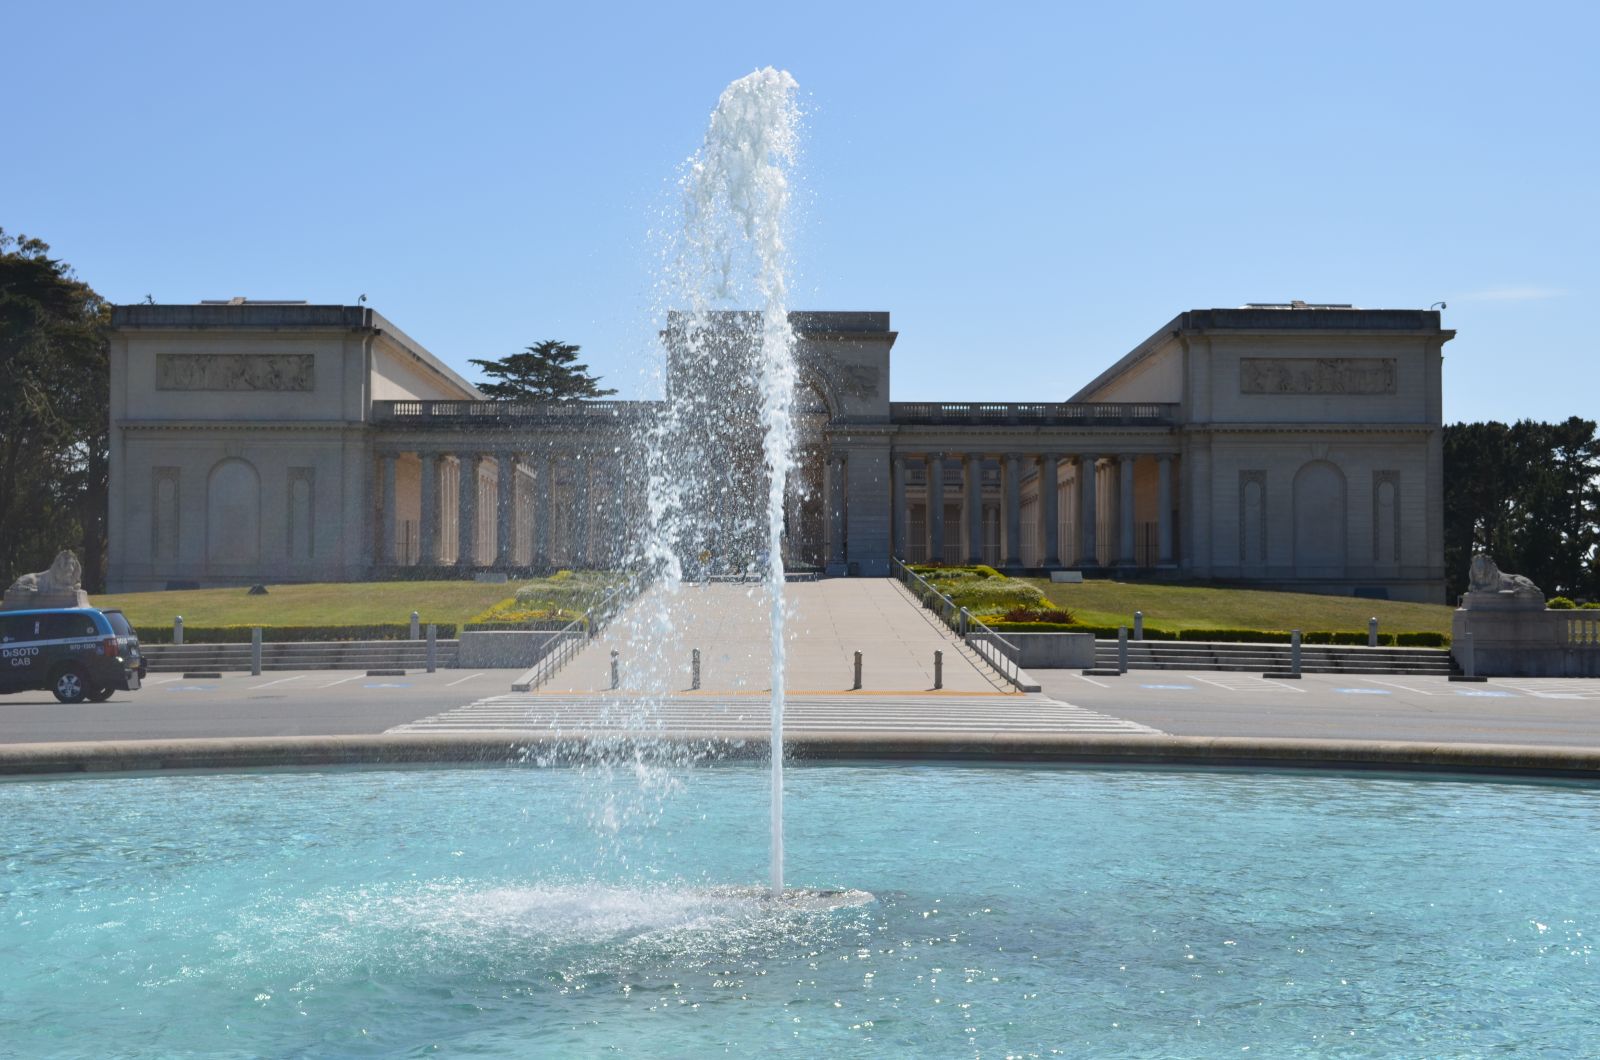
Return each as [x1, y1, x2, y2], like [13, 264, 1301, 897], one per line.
[2, 764, 1596, 1057]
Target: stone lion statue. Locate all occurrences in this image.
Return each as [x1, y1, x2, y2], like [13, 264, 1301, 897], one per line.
[1468, 552, 1541, 596]
[8, 550, 83, 593]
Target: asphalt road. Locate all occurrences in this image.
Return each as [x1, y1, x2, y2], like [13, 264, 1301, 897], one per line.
[5, 668, 1600, 748]
[0, 669, 525, 744]
[1036, 670, 1600, 747]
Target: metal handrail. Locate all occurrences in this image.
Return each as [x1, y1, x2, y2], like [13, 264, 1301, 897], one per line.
[891, 558, 1025, 689]
[513, 583, 628, 691]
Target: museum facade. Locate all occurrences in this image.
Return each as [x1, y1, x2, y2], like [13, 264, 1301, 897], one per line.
[107, 301, 1451, 602]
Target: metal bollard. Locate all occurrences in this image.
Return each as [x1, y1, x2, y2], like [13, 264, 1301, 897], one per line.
[174, 615, 184, 646]
[853, 650, 863, 690]
[610, 649, 620, 690]
[934, 649, 944, 690]
[426, 623, 437, 673]
[411, 611, 421, 640]
[1118, 626, 1129, 674]
[251, 626, 262, 676]
[1368, 617, 1378, 648]
[691, 648, 701, 690]
[1291, 629, 1302, 677]
[1133, 611, 1144, 641]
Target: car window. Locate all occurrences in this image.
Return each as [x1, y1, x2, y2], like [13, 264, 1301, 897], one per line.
[42, 613, 100, 640]
[104, 611, 134, 637]
[0, 618, 33, 643]
[0, 615, 42, 643]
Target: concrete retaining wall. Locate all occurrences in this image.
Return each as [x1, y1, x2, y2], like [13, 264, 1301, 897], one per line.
[457, 631, 560, 669]
[1007, 633, 1096, 669]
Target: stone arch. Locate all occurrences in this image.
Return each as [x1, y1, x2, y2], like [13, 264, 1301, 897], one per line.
[1293, 460, 1346, 578]
[207, 457, 261, 568]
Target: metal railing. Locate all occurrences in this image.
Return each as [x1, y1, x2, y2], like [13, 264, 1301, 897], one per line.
[510, 583, 628, 692]
[889, 402, 1178, 426]
[891, 558, 1025, 689]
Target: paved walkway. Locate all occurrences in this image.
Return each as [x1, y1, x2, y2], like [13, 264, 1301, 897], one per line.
[544, 579, 1007, 694]
[388, 691, 1160, 736]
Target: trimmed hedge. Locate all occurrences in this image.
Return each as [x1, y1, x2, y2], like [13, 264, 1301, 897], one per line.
[1023, 626, 1448, 647]
[138, 623, 458, 644]
[1549, 596, 1577, 610]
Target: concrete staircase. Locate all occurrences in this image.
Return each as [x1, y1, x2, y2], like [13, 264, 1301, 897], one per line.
[1093, 639, 1454, 676]
[141, 640, 460, 673]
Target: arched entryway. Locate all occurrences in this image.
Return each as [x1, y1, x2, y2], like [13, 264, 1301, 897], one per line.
[785, 380, 831, 569]
[1293, 460, 1346, 578]
[207, 457, 261, 568]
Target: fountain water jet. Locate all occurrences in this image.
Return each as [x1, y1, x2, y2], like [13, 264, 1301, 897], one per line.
[642, 67, 802, 897]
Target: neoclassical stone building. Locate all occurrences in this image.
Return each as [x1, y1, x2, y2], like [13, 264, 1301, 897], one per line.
[108, 301, 1450, 602]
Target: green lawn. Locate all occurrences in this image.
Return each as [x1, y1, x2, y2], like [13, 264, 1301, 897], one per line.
[1024, 578, 1453, 635]
[95, 580, 522, 630]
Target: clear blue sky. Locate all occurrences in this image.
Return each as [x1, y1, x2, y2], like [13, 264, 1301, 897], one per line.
[7, 0, 1595, 423]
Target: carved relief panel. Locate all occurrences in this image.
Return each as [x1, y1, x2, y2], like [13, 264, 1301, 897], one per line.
[157, 354, 315, 391]
[1239, 358, 1396, 395]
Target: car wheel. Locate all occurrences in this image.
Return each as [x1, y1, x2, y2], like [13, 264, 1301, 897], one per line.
[87, 685, 115, 703]
[52, 666, 88, 704]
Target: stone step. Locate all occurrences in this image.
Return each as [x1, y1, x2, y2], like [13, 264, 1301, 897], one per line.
[1088, 637, 1454, 676]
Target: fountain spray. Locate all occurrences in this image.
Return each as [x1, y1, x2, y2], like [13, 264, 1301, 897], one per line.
[668, 68, 801, 897]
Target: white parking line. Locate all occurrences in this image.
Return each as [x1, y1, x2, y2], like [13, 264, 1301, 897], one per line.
[1358, 677, 1439, 695]
[249, 674, 308, 690]
[317, 673, 367, 688]
[1188, 672, 1305, 694]
[446, 672, 487, 687]
[1074, 673, 1111, 688]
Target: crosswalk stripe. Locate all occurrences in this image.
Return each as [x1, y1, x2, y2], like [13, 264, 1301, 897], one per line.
[388, 693, 1162, 736]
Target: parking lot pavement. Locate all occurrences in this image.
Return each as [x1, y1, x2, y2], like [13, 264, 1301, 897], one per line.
[1033, 672, 1600, 748]
[0, 669, 527, 744]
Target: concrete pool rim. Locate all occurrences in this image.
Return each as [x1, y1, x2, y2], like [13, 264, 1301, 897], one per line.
[4, 732, 1600, 782]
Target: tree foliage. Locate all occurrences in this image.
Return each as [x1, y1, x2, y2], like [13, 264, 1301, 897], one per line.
[0, 230, 110, 591]
[1444, 418, 1600, 601]
[468, 340, 616, 401]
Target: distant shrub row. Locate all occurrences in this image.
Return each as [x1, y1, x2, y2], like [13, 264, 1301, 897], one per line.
[978, 624, 1448, 647]
[1548, 597, 1600, 610]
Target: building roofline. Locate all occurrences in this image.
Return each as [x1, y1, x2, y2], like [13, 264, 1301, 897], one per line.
[1069, 306, 1449, 402]
[109, 303, 484, 399]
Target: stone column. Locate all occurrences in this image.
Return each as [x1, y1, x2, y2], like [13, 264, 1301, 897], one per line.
[964, 453, 983, 565]
[496, 453, 516, 566]
[892, 455, 908, 561]
[928, 454, 945, 564]
[1078, 453, 1099, 566]
[1119, 454, 1137, 566]
[1003, 453, 1023, 570]
[828, 452, 847, 572]
[1038, 453, 1061, 569]
[418, 452, 439, 565]
[456, 453, 479, 567]
[534, 455, 552, 566]
[1158, 453, 1175, 566]
[378, 452, 398, 566]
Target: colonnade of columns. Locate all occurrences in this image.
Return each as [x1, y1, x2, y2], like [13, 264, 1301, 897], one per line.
[890, 451, 1176, 570]
[374, 448, 632, 570]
